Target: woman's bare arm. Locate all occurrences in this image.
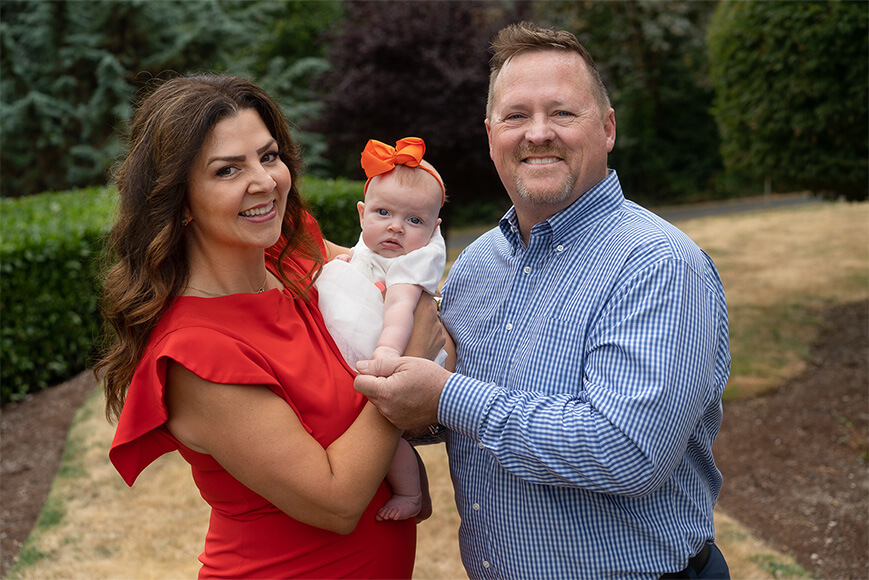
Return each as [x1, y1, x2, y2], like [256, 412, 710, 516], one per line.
[165, 362, 400, 534]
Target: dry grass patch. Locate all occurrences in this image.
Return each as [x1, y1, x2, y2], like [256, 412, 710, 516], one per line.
[677, 201, 868, 398]
[9, 390, 208, 580]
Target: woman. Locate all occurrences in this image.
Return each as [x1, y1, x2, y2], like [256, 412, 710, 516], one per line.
[94, 75, 442, 578]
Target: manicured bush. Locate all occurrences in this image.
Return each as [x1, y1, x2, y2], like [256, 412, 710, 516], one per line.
[1, 188, 116, 403]
[299, 177, 364, 247]
[708, 0, 868, 200]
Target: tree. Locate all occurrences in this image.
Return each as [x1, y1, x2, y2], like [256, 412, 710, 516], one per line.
[230, 1, 343, 175]
[538, 0, 722, 204]
[708, 0, 868, 200]
[0, 0, 336, 197]
[1, 1, 243, 196]
[308, 0, 533, 224]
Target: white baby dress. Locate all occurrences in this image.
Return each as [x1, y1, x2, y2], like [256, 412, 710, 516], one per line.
[315, 227, 446, 369]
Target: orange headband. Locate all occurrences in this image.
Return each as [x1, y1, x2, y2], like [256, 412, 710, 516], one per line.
[360, 137, 445, 205]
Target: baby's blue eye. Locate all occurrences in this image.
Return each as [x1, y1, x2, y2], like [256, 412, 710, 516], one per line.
[377, 209, 389, 216]
[409, 217, 422, 225]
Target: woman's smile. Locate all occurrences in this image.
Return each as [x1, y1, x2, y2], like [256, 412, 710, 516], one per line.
[239, 199, 277, 221]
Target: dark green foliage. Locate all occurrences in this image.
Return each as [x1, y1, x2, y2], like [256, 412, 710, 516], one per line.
[539, 1, 722, 204]
[309, 0, 532, 231]
[0, 0, 248, 197]
[0, 188, 116, 403]
[708, 0, 868, 200]
[299, 177, 365, 248]
[0, 0, 337, 198]
[229, 1, 343, 175]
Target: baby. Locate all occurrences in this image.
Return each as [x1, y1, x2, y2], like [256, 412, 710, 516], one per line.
[315, 136, 446, 520]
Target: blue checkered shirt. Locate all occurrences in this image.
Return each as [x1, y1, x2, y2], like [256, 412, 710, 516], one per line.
[437, 171, 730, 579]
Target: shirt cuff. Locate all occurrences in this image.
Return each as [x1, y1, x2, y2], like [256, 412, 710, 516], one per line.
[439, 373, 500, 440]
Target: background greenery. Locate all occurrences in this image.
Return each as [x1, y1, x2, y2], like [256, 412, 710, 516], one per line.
[0, 189, 116, 403]
[3, 0, 865, 203]
[1, 0, 867, 400]
[708, 1, 868, 200]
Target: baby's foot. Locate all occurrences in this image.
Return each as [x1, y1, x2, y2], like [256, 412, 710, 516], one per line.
[376, 493, 422, 521]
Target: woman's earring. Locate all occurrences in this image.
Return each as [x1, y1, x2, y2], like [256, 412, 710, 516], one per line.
[182, 216, 192, 227]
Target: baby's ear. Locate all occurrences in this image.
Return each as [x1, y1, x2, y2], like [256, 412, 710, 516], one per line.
[357, 201, 366, 228]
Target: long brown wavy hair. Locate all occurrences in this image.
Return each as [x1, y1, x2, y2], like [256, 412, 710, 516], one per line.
[95, 75, 324, 422]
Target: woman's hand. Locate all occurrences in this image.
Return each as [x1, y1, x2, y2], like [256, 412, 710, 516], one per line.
[324, 239, 351, 261]
[402, 293, 445, 361]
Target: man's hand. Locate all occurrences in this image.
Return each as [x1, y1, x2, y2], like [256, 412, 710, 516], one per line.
[354, 357, 451, 430]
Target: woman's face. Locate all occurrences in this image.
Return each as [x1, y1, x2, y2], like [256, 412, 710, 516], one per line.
[186, 108, 290, 257]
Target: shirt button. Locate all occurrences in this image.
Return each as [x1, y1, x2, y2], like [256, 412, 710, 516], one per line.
[523, 266, 531, 274]
[472, 503, 480, 511]
[478, 442, 485, 449]
[556, 244, 564, 252]
[482, 561, 491, 569]
[505, 323, 513, 331]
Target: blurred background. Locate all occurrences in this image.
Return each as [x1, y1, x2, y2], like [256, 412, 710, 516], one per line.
[2, 0, 867, 211]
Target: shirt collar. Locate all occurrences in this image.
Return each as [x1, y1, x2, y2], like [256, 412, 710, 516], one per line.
[499, 170, 624, 253]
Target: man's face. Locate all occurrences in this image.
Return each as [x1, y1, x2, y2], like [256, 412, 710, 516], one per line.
[485, 50, 616, 215]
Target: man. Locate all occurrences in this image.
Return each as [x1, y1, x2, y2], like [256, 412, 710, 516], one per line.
[356, 22, 731, 579]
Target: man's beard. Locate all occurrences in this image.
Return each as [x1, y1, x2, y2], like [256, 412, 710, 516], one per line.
[511, 145, 576, 205]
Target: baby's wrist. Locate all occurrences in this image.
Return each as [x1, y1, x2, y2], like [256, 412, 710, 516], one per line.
[372, 346, 402, 360]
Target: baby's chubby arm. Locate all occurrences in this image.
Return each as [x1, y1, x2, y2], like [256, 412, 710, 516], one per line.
[372, 283, 425, 360]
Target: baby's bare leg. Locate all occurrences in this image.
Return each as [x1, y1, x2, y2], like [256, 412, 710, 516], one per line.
[376, 439, 422, 521]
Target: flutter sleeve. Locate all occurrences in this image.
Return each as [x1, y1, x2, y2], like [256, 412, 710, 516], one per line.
[109, 325, 311, 486]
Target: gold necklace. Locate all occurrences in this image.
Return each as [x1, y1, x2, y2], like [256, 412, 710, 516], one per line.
[186, 272, 268, 297]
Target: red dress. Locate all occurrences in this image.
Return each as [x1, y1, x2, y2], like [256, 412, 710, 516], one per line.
[109, 219, 416, 579]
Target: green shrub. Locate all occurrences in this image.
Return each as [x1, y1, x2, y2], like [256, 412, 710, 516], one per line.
[300, 177, 364, 247]
[1, 188, 116, 404]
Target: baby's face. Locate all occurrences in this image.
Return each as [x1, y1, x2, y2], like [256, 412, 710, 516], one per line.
[357, 173, 441, 259]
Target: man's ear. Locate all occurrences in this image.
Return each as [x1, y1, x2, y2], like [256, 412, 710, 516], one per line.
[357, 201, 366, 229]
[485, 118, 494, 161]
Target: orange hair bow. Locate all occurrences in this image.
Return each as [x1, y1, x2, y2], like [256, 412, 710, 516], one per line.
[360, 137, 445, 205]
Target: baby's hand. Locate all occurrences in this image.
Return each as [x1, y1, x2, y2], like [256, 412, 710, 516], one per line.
[334, 253, 352, 263]
[372, 346, 402, 361]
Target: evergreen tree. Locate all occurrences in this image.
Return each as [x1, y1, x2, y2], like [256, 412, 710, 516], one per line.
[0, 0, 335, 197]
[708, 0, 868, 200]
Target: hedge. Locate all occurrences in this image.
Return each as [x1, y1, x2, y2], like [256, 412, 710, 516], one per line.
[300, 177, 364, 247]
[1, 188, 117, 403]
[0, 177, 369, 404]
